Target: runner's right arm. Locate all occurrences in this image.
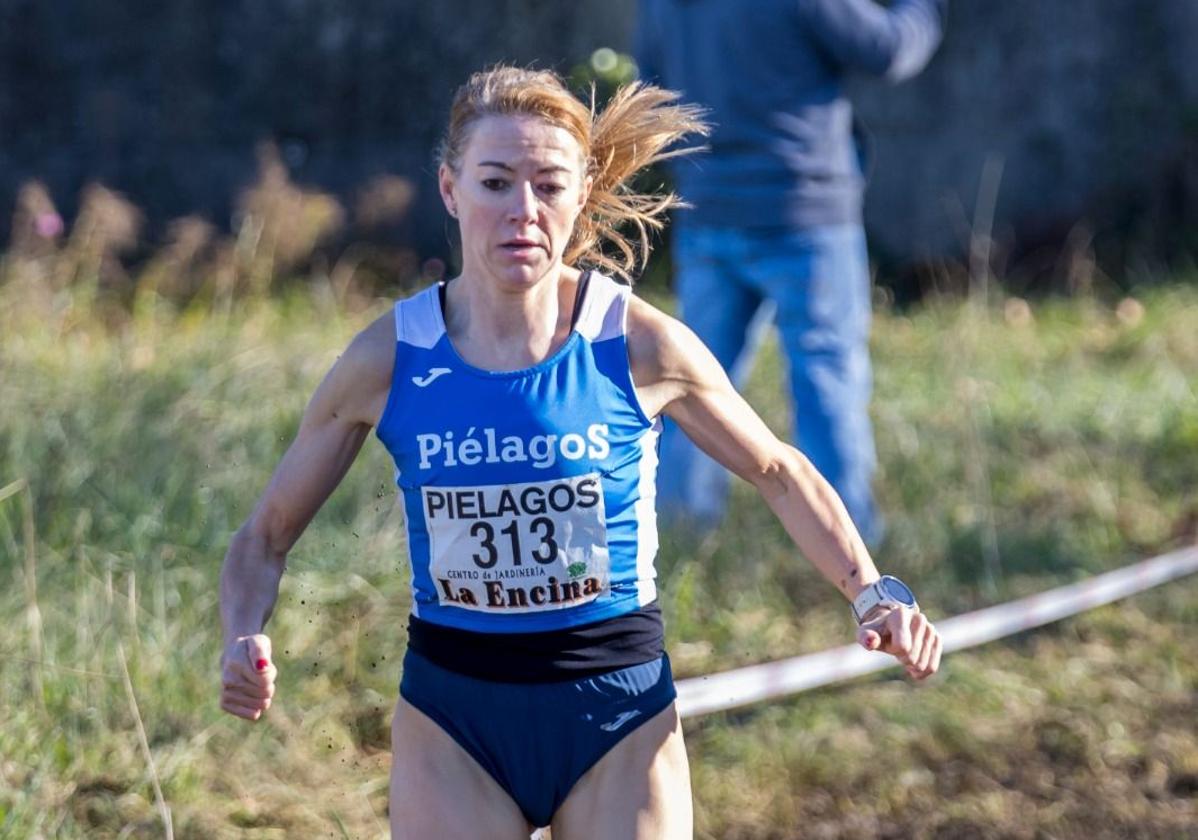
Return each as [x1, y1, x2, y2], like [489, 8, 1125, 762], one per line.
[219, 313, 394, 720]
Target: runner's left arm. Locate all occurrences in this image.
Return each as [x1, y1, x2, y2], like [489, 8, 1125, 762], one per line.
[627, 298, 941, 679]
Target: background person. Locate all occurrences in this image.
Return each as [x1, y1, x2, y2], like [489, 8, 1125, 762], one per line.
[635, 0, 948, 544]
[219, 66, 940, 839]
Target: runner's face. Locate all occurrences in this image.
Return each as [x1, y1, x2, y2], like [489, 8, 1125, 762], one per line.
[441, 115, 591, 288]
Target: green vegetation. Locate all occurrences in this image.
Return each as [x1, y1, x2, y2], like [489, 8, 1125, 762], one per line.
[1, 274, 1196, 837]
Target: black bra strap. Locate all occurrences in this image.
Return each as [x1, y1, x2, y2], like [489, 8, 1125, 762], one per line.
[440, 271, 590, 329]
[570, 270, 592, 331]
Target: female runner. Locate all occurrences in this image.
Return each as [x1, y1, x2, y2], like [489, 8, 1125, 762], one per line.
[219, 66, 941, 839]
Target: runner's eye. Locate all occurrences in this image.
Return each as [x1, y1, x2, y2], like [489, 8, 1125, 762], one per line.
[482, 179, 508, 191]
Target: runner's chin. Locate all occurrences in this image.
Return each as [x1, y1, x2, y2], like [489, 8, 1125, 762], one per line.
[493, 244, 549, 283]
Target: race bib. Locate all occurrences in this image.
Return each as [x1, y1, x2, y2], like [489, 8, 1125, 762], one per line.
[423, 473, 610, 613]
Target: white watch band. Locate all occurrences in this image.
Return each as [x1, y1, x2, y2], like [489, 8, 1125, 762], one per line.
[852, 576, 917, 624]
[852, 583, 887, 624]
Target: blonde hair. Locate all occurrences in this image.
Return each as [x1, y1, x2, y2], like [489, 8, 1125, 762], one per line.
[438, 66, 708, 282]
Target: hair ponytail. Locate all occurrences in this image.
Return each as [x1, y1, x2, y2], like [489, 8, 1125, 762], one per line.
[568, 83, 708, 281]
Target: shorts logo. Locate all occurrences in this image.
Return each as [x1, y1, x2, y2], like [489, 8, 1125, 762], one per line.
[412, 367, 452, 387]
[599, 710, 642, 732]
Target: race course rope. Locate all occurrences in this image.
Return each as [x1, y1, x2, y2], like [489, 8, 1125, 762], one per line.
[674, 545, 1198, 719]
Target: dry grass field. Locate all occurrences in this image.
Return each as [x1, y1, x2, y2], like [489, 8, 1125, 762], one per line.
[1, 245, 1196, 837]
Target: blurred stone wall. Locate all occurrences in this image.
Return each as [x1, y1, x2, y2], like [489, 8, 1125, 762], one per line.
[1, 1, 1195, 280]
[850, 0, 1198, 285]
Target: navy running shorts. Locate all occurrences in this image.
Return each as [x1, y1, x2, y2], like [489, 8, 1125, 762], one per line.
[398, 647, 677, 828]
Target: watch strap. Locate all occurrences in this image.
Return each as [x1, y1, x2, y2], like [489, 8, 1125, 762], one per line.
[852, 582, 886, 624]
[852, 576, 917, 624]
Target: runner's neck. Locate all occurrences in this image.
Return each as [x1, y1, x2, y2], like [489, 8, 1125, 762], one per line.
[441, 268, 587, 371]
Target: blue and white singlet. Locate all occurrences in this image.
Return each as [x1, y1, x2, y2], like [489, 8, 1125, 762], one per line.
[375, 272, 661, 635]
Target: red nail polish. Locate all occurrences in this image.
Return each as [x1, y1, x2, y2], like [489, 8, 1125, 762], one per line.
[256, 658, 269, 670]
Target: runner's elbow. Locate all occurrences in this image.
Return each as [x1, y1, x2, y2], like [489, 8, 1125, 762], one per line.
[236, 505, 297, 562]
[750, 453, 792, 500]
[751, 445, 815, 500]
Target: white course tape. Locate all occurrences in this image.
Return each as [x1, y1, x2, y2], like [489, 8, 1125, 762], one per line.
[675, 545, 1198, 719]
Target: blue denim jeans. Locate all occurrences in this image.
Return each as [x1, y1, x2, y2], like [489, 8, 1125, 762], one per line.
[658, 223, 881, 545]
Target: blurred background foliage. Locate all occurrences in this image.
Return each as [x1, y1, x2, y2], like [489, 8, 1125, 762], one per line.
[2, 1, 1197, 301]
[0, 45, 675, 321]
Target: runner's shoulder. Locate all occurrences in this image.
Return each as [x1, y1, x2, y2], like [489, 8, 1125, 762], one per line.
[625, 295, 707, 382]
[319, 311, 396, 425]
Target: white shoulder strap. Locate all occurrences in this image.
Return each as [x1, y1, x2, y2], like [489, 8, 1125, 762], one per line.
[574, 272, 629, 342]
[393, 284, 445, 349]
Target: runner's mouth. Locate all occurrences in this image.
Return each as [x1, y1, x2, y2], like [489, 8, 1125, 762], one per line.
[500, 243, 545, 260]
[501, 238, 542, 250]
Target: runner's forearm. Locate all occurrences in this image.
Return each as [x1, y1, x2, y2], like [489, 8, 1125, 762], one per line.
[220, 526, 286, 647]
[756, 445, 880, 602]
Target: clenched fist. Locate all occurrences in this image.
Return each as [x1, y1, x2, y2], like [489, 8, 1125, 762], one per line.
[220, 634, 277, 721]
[857, 606, 942, 681]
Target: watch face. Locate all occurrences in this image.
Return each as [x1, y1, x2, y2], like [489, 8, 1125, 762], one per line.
[880, 575, 916, 607]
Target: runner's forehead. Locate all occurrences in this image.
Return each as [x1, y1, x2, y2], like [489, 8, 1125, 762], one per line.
[463, 116, 585, 172]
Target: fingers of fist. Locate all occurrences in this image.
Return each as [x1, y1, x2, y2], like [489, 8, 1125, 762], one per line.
[220, 691, 272, 721]
[899, 612, 942, 680]
[220, 635, 277, 721]
[858, 607, 942, 681]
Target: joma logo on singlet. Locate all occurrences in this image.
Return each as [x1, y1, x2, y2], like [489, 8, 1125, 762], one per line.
[416, 424, 611, 470]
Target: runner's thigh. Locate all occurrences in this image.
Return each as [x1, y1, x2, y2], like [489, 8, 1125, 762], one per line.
[550, 702, 692, 840]
[389, 696, 530, 840]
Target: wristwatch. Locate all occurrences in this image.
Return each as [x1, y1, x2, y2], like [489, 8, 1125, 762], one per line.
[852, 575, 917, 624]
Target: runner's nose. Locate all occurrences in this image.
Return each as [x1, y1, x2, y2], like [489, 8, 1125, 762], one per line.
[508, 182, 538, 224]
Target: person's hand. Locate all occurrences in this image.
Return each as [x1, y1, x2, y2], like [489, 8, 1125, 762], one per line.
[856, 606, 942, 680]
[220, 634, 277, 721]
